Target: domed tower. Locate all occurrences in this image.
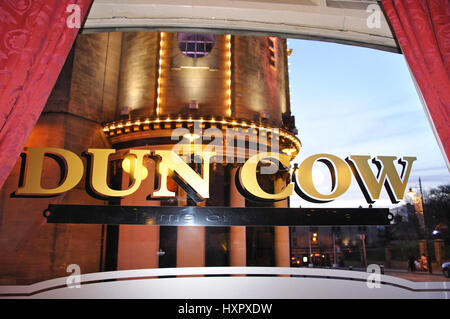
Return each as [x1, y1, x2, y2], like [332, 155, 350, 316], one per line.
[104, 32, 299, 155]
[101, 31, 300, 270]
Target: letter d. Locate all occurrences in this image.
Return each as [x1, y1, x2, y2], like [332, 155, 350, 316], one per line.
[15, 148, 84, 196]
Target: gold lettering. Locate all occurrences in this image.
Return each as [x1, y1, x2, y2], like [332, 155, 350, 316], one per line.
[153, 150, 215, 201]
[15, 146, 417, 205]
[237, 152, 293, 201]
[294, 154, 352, 203]
[87, 148, 150, 198]
[16, 148, 84, 196]
[346, 155, 416, 203]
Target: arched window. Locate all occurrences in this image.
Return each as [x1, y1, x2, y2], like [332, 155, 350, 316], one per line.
[178, 33, 215, 58]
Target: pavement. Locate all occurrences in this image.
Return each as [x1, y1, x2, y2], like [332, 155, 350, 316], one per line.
[384, 270, 450, 282]
[332, 266, 450, 282]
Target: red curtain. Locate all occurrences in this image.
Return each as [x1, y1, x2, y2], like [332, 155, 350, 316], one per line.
[382, 0, 450, 165]
[0, 0, 92, 189]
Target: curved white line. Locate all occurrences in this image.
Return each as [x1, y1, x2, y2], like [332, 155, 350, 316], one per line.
[0, 267, 449, 297]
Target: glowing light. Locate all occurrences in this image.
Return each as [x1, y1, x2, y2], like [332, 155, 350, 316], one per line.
[183, 133, 201, 142]
[156, 32, 164, 116]
[122, 155, 148, 180]
[101, 116, 302, 155]
[225, 33, 232, 117]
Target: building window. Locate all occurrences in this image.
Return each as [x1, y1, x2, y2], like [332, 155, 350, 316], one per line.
[267, 37, 276, 68]
[178, 33, 215, 58]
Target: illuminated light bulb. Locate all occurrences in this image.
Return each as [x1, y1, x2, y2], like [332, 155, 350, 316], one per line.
[122, 156, 132, 172]
[183, 133, 201, 142]
[122, 155, 148, 180]
[281, 148, 296, 156]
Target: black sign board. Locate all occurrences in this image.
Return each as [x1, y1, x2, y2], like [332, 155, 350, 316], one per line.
[44, 205, 392, 226]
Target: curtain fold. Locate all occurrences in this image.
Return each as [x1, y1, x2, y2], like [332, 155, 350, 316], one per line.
[0, 0, 93, 189]
[382, 0, 450, 167]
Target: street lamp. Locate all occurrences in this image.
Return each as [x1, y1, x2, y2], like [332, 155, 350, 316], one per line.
[407, 178, 425, 230]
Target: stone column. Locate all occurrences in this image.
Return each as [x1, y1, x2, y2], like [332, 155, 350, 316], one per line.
[419, 240, 428, 257]
[229, 165, 246, 267]
[118, 157, 160, 270]
[274, 177, 290, 268]
[176, 186, 205, 267]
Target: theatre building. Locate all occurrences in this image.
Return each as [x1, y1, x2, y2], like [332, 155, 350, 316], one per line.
[0, 31, 301, 284]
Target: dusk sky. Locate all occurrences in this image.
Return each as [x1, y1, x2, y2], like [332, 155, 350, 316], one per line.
[287, 38, 450, 209]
